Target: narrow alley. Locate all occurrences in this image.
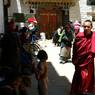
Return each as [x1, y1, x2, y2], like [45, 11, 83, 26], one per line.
[28, 40, 75, 95]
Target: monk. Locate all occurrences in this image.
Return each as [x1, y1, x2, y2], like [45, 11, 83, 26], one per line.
[70, 20, 95, 95]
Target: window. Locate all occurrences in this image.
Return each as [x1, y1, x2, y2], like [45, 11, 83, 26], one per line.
[87, 0, 95, 5]
[30, 8, 36, 14]
[92, 16, 95, 21]
[4, 0, 10, 7]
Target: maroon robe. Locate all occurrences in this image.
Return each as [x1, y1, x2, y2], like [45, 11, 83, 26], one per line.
[70, 32, 95, 95]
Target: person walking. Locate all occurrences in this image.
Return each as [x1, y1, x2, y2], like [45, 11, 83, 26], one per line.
[57, 26, 64, 46]
[59, 22, 74, 63]
[70, 20, 95, 95]
[73, 20, 80, 36]
[52, 26, 64, 46]
[35, 50, 48, 95]
[27, 17, 38, 43]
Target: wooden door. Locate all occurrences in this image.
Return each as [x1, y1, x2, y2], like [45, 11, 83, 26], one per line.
[38, 9, 57, 39]
[49, 13, 57, 38]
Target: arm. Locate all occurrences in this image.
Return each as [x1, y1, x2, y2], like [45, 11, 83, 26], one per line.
[35, 63, 45, 80]
[94, 57, 95, 64]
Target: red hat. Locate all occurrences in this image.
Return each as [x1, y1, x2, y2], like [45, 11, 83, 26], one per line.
[27, 17, 37, 24]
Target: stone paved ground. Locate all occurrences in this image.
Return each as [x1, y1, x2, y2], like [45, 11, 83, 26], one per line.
[27, 40, 75, 95]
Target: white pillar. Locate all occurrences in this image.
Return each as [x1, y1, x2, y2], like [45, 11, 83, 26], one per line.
[0, 0, 4, 33]
[8, 0, 22, 17]
[16, 0, 21, 13]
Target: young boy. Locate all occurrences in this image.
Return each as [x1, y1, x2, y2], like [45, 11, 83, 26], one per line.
[35, 50, 48, 95]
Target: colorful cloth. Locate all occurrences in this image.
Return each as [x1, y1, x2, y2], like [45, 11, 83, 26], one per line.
[70, 32, 95, 95]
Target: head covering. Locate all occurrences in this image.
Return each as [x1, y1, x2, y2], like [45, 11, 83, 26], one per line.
[73, 20, 80, 29]
[27, 17, 37, 24]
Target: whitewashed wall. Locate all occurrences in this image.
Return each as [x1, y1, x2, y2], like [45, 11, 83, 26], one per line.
[69, 0, 92, 23]
[20, 0, 30, 14]
[8, 0, 18, 19]
[8, 0, 33, 22]
[70, 0, 95, 28]
[78, 0, 95, 29]
[69, 0, 81, 22]
[79, 0, 92, 23]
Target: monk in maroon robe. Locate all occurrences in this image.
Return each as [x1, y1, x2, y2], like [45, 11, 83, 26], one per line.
[70, 20, 95, 95]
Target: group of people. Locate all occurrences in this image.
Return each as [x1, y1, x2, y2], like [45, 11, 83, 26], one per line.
[70, 20, 95, 95]
[0, 19, 95, 95]
[0, 18, 49, 95]
[53, 22, 74, 63]
[53, 20, 95, 95]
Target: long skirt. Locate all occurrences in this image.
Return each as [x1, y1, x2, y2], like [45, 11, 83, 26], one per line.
[60, 46, 71, 61]
[70, 63, 94, 95]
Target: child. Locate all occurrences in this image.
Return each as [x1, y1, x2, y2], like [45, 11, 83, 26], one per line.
[35, 50, 48, 95]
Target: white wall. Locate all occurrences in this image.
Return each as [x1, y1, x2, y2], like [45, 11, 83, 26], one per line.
[70, 0, 95, 29]
[20, 0, 30, 14]
[8, 0, 30, 17]
[79, 0, 95, 29]
[69, 1, 81, 22]
[8, 0, 18, 16]
[8, 0, 24, 19]
[0, 0, 4, 33]
[8, 0, 33, 22]
[79, 0, 92, 23]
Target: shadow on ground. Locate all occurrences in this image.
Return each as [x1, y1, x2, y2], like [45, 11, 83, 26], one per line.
[27, 62, 71, 95]
[48, 62, 71, 95]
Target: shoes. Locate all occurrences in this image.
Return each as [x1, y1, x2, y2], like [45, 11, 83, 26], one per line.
[60, 60, 66, 64]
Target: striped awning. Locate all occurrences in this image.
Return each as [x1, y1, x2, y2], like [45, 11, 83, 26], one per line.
[23, 0, 77, 6]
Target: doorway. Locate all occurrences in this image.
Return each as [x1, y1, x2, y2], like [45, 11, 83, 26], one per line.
[38, 9, 58, 39]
